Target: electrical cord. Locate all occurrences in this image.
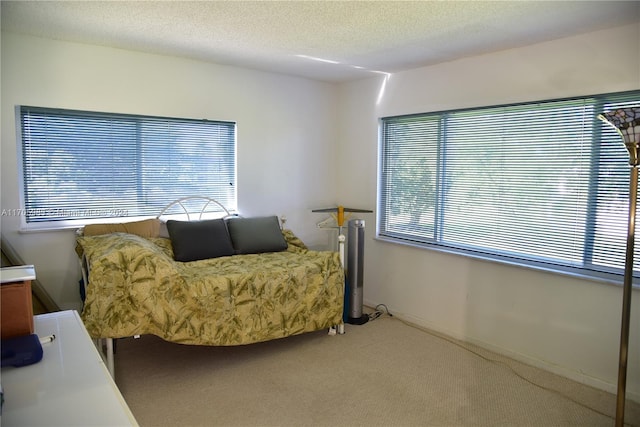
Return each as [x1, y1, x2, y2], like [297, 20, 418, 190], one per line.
[367, 303, 392, 321]
[366, 304, 625, 425]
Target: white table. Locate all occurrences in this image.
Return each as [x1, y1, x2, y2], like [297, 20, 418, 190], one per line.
[1, 310, 138, 426]
[0, 265, 36, 283]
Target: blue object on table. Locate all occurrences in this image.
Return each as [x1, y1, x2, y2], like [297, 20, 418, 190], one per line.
[1, 334, 43, 367]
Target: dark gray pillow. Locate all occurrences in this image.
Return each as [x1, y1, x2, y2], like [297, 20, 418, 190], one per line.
[227, 216, 288, 254]
[166, 219, 234, 262]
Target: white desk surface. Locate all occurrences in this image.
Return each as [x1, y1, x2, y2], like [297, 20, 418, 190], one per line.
[0, 265, 36, 283]
[1, 310, 138, 426]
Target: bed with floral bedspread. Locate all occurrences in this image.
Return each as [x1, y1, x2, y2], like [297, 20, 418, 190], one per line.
[76, 198, 345, 377]
[76, 228, 344, 347]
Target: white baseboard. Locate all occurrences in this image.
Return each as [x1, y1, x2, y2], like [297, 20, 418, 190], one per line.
[364, 299, 640, 404]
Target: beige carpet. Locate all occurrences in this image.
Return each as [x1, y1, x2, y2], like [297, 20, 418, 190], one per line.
[114, 315, 640, 426]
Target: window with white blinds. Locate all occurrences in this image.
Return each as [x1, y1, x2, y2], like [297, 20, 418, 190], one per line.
[379, 91, 640, 282]
[19, 106, 236, 229]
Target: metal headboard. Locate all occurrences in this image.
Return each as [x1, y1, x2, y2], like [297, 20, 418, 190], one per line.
[156, 196, 233, 221]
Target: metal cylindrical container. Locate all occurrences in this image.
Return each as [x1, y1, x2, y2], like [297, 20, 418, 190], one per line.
[347, 219, 366, 323]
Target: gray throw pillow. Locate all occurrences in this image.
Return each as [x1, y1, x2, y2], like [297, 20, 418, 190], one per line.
[227, 216, 288, 254]
[166, 219, 234, 262]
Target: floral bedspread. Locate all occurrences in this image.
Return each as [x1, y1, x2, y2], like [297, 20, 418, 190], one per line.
[76, 230, 344, 345]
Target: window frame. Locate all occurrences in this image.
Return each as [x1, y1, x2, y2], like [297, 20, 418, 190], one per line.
[15, 106, 237, 231]
[377, 90, 640, 285]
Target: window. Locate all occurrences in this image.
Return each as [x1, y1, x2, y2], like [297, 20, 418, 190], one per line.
[379, 91, 640, 282]
[18, 106, 236, 229]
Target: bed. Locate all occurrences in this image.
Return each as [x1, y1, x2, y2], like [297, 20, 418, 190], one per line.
[76, 197, 345, 377]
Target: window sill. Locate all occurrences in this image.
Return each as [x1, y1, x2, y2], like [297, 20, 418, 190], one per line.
[374, 235, 638, 289]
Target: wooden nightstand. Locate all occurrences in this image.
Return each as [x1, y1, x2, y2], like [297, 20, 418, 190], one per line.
[1, 265, 36, 339]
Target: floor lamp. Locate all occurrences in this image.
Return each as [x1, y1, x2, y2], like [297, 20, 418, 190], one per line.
[598, 107, 640, 427]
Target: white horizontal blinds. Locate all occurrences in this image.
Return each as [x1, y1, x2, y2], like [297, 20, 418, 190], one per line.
[379, 115, 439, 241]
[20, 107, 236, 223]
[442, 99, 593, 266]
[379, 90, 640, 280]
[21, 109, 138, 221]
[138, 118, 236, 214]
[590, 98, 640, 275]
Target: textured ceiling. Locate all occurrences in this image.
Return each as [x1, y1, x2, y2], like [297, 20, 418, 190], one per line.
[1, 1, 639, 82]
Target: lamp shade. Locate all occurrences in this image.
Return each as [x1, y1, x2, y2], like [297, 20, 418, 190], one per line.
[598, 108, 640, 165]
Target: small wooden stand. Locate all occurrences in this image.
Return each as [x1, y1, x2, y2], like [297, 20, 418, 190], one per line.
[1, 265, 36, 339]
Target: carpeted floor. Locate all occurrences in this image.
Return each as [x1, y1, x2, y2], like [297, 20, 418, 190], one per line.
[114, 315, 640, 426]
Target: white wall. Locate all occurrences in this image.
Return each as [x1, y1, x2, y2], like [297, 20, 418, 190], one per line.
[3, 22, 640, 401]
[1, 32, 339, 310]
[337, 23, 640, 399]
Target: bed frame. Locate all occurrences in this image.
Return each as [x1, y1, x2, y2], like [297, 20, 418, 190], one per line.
[79, 196, 344, 378]
[156, 195, 233, 220]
